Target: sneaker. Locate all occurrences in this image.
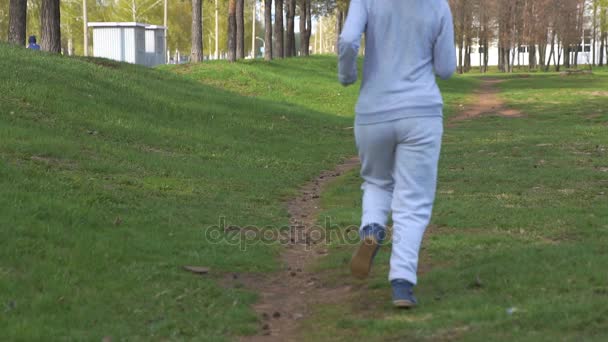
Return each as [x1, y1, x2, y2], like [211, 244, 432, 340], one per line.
[350, 223, 386, 279]
[391, 279, 417, 308]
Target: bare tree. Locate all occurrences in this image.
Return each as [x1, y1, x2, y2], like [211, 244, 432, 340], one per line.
[264, 0, 273, 60]
[191, 0, 203, 62]
[41, 0, 61, 53]
[573, 0, 586, 68]
[554, 0, 582, 69]
[445, 0, 604, 73]
[529, 0, 552, 70]
[8, 0, 27, 46]
[450, 0, 475, 73]
[476, 0, 496, 72]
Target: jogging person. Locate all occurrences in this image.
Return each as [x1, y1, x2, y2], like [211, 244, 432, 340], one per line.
[338, 0, 456, 308]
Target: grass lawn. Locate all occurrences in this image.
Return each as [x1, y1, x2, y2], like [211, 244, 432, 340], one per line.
[4, 42, 603, 341]
[0, 46, 367, 340]
[305, 71, 608, 341]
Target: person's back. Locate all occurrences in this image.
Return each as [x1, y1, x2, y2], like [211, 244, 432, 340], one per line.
[339, 0, 456, 124]
[339, 0, 456, 309]
[27, 36, 41, 51]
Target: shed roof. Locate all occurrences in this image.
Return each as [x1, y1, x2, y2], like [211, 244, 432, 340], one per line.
[145, 25, 167, 30]
[88, 22, 166, 29]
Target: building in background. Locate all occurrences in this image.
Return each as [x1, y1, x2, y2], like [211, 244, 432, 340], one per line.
[459, 38, 601, 69]
[88, 22, 166, 67]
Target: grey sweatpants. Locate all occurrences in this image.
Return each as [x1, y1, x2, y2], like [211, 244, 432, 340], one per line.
[355, 116, 443, 284]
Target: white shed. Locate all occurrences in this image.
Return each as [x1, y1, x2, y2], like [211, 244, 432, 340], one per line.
[88, 22, 166, 67]
[144, 25, 167, 67]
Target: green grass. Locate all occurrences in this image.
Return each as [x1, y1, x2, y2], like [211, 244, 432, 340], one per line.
[6, 43, 597, 341]
[163, 55, 477, 119]
[0, 46, 369, 340]
[305, 73, 608, 341]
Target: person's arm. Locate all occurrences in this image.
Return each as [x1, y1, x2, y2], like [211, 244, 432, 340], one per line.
[433, 4, 457, 80]
[338, 0, 367, 86]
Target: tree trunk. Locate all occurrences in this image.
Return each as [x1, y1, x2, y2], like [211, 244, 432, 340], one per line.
[501, 48, 508, 73]
[285, 0, 295, 56]
[8, 0, 27, 45]
[497, 47, 502, 72]
[335, 9, 343, 54]
[191, 0, 203, 62]
[483, 39, 489, 73]
[546, 30, 556, 72]
[41, 0, 61, 53]
[84, 0, 90, 56]
[517, 46, 521, 68]
[264, 0, 273, 60]
[306, 0, 311, 54]
[600, 32, 605, 67]
[251, 0, 256, 58]
[593, 3, 598, 66]
[604, 35, 608, 66]
[274, 0, 284, 58]
[555, 41, 562, 72]
[464, 37, 473, 72]
[299, 0, 311, 56]
[538, 44, 546, 69]
[228, 0, 237, 62]
[529, 45, 536, 70]
[604, 34, 608, 66]
[214, 0, 219, 59]
[236, 0, 245, 59]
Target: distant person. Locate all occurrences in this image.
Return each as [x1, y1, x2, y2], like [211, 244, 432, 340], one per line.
[27, 36, 41, 50]
[339, 0, 456, 308]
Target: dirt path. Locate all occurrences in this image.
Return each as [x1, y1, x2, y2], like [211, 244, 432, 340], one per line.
[237, 79, 519, 341]
[449, 78, 523, 124]
[238, 157, 360, 342]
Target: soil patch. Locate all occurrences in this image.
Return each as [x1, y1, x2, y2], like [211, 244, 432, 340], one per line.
[238, 157, 360, 341]
[450, 78, 524, 125]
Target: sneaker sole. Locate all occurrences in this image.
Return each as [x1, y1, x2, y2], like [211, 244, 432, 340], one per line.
[350, 236, 378, 279]
[393, 299, 417, 309]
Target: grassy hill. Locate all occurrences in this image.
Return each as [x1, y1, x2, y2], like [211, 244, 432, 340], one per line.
[0, 46, 358, 340]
